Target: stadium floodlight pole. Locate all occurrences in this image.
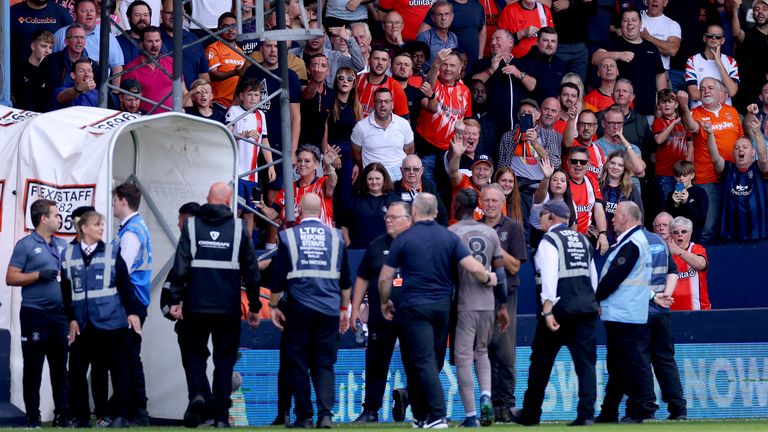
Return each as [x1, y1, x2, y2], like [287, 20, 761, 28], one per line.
[172, 0, 183, 111]
[98, 0, 113, 107]
[276, 0, 296, 223]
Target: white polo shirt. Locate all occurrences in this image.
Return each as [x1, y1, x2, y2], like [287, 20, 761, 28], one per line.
[351, 113, 414, 181]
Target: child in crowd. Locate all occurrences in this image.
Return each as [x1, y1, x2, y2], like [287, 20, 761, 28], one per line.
[653, 88, 691, 209]
[226, 78, 276, 235]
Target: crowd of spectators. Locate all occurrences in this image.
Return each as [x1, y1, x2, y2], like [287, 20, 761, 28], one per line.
[10, 0, 768, 271]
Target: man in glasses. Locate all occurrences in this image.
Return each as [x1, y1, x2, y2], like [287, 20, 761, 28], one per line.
[349, 202, 413, 423]
[684, 24, 739, 107]
[569, 110, 606, 181]
[567, 147, 609, 254]
[391, 155, 449, 225]
[595, 106, 647, 183]
[667, 216, 710, 311]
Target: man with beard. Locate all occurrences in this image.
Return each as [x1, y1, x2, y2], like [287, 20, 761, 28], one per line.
[472, 29, 536, 139]
[469, 80, 497, 159]
[117, 0, 152, 63]
[53, 0, 124, 82]
[158, 0, 209, 90]
[357, 47, 410, 118]
[677, 78, 743, 243]
[731, 0, 768, 111]
[517, 27, 566, 103]
[40, 24, 100, 111]
[568, 147, 609, 254]
[392, 52, 428, 130]
[123, 26, 182, 114]
[10, 0, 73, 69]
[592, 9, 668, 118]
[205, 12, 246, 109]
[707, 112, 768, 241]
[290, 21, 366, 87]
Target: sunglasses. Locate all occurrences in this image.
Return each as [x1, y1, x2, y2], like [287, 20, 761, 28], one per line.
[569, 159, 588, 166]
[337, 75, 355, 82]
[704, 33, 724, 40]
[402, 167, 422, 172]
[672, 230, 689, 235]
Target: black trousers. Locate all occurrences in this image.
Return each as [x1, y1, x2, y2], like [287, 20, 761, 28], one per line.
[601, 321, 656, 420]
[176, 320, 212, 403]
[69, 325, 129, 422]
[398, 298, 450, 422]
[19, 306, 69, 419]
[180, 313, 240, 422]
[125, 313, 148, 413]
[489, 292, 518, 409]
[519, 313, 598, 422]
[602, 313, 687, 417]
[282, 301, 339, 421]
[363, 319, 402, 413]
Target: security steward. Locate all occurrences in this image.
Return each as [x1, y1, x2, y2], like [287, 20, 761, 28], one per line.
[379, 193, 497, 429]
[349, 202, 413, 424]
[595, 201, 655, 424]
[600, 228, 685, 420]
[269, 193, 352, 429]
[6, 199, 70, 428]
[112, 182, 153, 425]
[168, 182, 262, 429]
[511, 200, 600, 427]
[160, 202, 207, 408]
[60, 210, 144, 428]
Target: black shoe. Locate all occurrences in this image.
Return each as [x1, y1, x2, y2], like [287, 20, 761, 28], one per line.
[352, 410, 378, 424]
[668, 413, 688, 421]
[130, 409, 150, 427]
[619, 416, 643, 424]
[594, 414, 618, 423]
[107, 417, 129, 428]
[316, 416, 333, 429]
[288, 418, 314, 429]
[509, 408, 539, 426]
[53, 414, 72, 428]
[271, 412, 290, 426]
[26, 416, 42, 429]
[493, 406, 512, 423]
[72, 418, 91, 429]
[184, 395, 207, 428]
[212, 421, 230, 428]
[392, 388, 409, 422]
[568, 417, 595, 426]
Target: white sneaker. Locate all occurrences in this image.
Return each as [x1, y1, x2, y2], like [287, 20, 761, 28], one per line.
[424, 418, 449, 429]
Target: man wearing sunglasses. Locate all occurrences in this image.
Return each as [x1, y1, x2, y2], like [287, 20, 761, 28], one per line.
[684, 24, 739, 107]
[391, 155, 450, 225]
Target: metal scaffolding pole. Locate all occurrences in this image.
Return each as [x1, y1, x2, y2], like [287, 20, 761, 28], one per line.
[98, 0, 112, 107]
[1, 0, 11, 106]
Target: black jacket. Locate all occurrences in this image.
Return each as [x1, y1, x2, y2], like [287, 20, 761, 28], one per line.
[167, 204, 261, 315]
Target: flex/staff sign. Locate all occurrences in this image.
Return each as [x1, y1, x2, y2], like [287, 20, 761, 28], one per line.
[24, 180, 96, 235]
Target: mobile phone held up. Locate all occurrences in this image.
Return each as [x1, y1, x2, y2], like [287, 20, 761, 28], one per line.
[519, 113, 534, 132]
[675, 182, 685, 193]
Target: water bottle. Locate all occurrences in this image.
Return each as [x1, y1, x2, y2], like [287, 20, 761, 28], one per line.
[354, 320, 365, 344]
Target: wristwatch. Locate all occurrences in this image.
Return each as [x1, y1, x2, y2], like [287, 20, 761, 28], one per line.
[542, 311, 553, 318]
[519, 71, 527, 80]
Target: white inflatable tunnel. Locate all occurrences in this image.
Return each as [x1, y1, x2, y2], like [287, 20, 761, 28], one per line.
[0, 105, 237, 420]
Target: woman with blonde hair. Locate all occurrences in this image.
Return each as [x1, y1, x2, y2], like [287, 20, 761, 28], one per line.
[598, 150, 643, 244]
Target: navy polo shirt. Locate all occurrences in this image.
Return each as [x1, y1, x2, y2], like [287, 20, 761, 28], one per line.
[386, 220, 470, 308]
[9, 232, 68, 310]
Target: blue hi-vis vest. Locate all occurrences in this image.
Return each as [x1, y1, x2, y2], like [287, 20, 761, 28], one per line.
[62, 242, 128, 331]
[642, 229, 672, 315]
[116, 214, 152, 306]
[599, 226, 652, 324]
[279, 219, 344, 317]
